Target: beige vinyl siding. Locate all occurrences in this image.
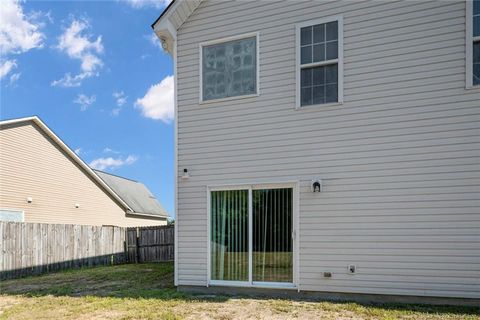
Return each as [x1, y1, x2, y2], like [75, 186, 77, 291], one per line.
[0, 122, 165, 227]
[175, 0, 480, 298]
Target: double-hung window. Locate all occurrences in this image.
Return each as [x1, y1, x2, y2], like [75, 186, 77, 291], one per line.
[467, 0, 480, 87]
[296, 16, 343, 108]
[200, 33, 259, 102]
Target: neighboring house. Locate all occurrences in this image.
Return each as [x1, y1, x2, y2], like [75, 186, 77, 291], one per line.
[152, 0, 480, 302]
[0, 116, 168, 227]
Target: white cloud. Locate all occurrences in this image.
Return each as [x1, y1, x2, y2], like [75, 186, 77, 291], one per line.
[52, 18, 103, 87]
[9, 72, 21, 85]
[0, 0, 45, 81]
[103, 147, 120, 154]
[112, 91, 127, 106]
[74, 148, 82, 155]
[89, 155, 138, 171]
[110, 91, 127, 116]
[30, 10, 54, 25]
[124, 0, 171, 9]
[51, 72, 91, 88]
[0, 0, 45, 55]
[147, 33, 162, 50]
[56, 19, 103, 70]
[73, 93, 96, 111]
[135, 75, 174, 123]
[0, 59, 17, 79]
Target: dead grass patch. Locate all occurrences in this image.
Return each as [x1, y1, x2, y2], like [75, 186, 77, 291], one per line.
[0, 263, 478, 320]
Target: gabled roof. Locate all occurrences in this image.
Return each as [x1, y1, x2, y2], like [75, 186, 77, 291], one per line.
[0, 116, 134, 213]
[151, 0, 203, 54]
[151, 0, 177, 29]
[94, 170, 168, 218]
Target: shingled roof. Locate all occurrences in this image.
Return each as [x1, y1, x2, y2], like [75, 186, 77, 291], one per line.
[94, 170, 168, 218]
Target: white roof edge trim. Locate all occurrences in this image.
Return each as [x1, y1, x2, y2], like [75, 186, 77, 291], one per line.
[127, 212, 168, 219]
[152, 0, 183, 31]
[0, 116, 38, 126]
[0, 116, 134, 213]
[152, 0, 203, 55]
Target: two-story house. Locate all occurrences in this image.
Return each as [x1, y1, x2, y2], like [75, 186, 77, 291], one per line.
[152, 0, 480, 303]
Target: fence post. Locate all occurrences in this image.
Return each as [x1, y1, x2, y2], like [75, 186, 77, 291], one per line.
[123, 230, 128, 263]
[135, 227, 140, 263]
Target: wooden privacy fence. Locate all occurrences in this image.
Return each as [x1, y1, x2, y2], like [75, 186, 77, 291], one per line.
[0, 222, 174, 280]
[125, 225, 174, 263]
[0, 221, 126, 280]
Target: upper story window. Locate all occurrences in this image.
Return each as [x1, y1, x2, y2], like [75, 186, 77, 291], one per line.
[201, 33, 258, 102]
[467, 0, 480, 87]
[296, 16, 343, 108]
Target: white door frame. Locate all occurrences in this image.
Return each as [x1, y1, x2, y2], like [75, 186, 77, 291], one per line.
[206, 181, 299, 289]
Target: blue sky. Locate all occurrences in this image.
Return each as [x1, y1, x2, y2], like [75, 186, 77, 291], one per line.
[0, 0, 175, 217]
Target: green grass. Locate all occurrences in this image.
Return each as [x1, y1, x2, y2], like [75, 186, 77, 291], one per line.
[0, 263, 478, 320]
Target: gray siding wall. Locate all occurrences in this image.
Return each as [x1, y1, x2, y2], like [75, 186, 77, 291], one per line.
[176, 0, 480, 298]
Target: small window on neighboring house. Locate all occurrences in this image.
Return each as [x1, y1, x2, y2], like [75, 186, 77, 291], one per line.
[0, 209, 24, 222]
[201, 34, 258, 102]
[297, 16, 343, 107]
[467, 0, 480, 87]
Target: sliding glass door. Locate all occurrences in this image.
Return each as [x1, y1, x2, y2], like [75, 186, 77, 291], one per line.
[210, 186, 294, 286]
[253, 188, 293, 283]
[211, 190, 249, 281]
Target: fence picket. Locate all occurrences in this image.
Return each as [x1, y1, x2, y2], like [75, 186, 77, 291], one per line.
[0, 222, 122, 279]
[125, 225, 174, 263]
[0, 222, 174, 280]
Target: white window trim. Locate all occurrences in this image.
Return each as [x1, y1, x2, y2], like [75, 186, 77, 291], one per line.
[0, 208, 25, 222]
[206, 181, 299, 290]
[295, 15, 344, 109]
[466, 0, 480, 89]
[199, 32, 260, 104]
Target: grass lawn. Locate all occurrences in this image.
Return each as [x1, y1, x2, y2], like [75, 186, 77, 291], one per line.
[0, 263, 478, 320]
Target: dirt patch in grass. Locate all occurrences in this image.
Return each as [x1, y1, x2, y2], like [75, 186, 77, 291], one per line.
[0, 263, 478, 320]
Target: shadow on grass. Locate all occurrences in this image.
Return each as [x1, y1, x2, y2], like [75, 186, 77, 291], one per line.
[1, 262, 478, 317]
[0, 253, 127, 281]
[0, 262, 228, 303]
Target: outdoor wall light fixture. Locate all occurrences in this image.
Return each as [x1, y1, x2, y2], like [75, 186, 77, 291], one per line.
[312, 179, 323, 192]
[26, 197, 33, 203]
[75, 203, 80, 208]
[181, 168, 190, 180]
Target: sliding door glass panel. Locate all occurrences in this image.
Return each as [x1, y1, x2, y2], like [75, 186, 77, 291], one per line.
[252, 188, 293, 283]
[211, 190, 249, 281]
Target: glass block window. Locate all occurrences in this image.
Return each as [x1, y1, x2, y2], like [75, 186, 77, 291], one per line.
[473, 0, 480, 86]
[202, 36, 257, 101]
[299, 19, 340, 106]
